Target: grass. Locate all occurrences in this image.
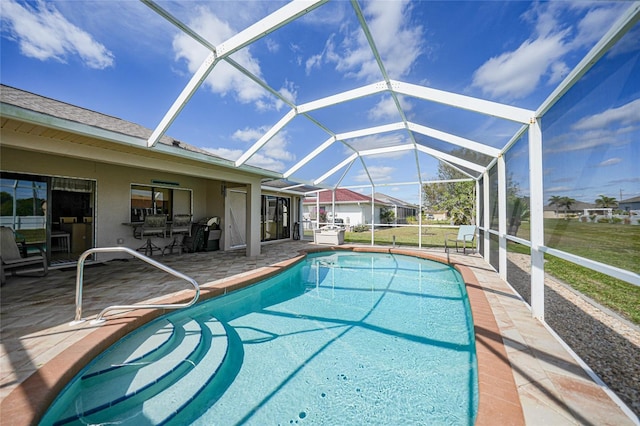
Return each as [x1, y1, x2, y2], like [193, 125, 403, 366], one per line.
[308, 221, 639, 325]
[545, 256, 640, 324]
[517, 219, 640, 274]
[343, 224, 462, 248]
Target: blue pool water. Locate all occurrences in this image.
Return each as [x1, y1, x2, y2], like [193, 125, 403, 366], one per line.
[43, 251, 478, 425]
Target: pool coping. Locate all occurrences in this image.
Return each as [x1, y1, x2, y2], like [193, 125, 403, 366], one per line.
[0, 246, 524, 425]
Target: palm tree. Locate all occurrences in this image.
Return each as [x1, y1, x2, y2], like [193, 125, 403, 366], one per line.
[558, 196, 576, 219]
[595, 194, 617, 208]
[548, 195, 562, 216]
[380, 208, 395, 225]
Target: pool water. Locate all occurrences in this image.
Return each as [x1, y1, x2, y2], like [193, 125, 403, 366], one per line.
[43, 251, 478, 425]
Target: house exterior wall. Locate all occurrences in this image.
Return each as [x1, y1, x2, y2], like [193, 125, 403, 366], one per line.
[392, 205, 418, 224]
[619, 200, 640, 211]
[1, 129, 264, 260]
[304, 203, 381, 227]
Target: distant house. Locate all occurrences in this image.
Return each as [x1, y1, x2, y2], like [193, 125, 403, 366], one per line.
[373, 193, 418, 225]
[426, 211, 448, 221]
[619, 196, 640, 212]
[303, 188, 392, 228]
[543, 201, 595, 219]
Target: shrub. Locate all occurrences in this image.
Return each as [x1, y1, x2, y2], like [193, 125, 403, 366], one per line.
[352, 224, 369, 233]
[597, 217, 610, 223]
[611, 217, 623, 224]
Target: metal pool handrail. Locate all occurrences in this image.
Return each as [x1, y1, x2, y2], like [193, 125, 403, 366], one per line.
[72, 246, 200, 325]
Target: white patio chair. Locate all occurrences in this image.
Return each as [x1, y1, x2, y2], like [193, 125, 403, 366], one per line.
[445, 225, 477, 254]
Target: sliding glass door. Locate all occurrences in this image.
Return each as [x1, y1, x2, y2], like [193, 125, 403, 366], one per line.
[1, 172, 96, 264]
[261, 195, 290, 242]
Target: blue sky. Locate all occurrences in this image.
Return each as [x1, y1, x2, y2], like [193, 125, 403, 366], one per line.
[1, 0, 638, 206]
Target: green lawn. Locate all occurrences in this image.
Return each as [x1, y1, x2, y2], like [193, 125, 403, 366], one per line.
[343, 225, 457, 248]
[322, 221, 639, 325]
[520, 219, 640, 274]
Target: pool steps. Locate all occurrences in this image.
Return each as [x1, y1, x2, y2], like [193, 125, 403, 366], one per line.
[51, 316, 229, 425]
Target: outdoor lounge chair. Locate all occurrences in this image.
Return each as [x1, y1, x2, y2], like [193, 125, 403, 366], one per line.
[445, 225, 477, 254]
[133, 214, 167, 256]
[1, 226, 48, 285]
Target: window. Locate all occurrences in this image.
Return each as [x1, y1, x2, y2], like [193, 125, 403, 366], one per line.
[0, 173, 47, 233]
[130, 185, 191, 222]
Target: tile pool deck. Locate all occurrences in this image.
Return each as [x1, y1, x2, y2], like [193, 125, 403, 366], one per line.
[0, 241, 637, 425]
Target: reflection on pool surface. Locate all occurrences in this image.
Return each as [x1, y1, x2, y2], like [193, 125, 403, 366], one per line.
[43, 251, 478, 425]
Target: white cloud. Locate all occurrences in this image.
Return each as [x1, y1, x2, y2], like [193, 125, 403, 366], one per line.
[1, 0, 113, 69]
[203, 147, 243, 161]
[265, 38, 279, 53]
[572, 99, 640, 131]
[204, 145, 287, 171]
[368, 97, 399, 121]
[472, 3, 625, 100]
[542, 102, 636, 180]
[312, 0, 423, 82]
[544, 124, 637, 154]
[173, 7, 265, 104]
[261, 134, 295, 163]
[354, 165, 395, 183]
[232, 127, 264, 142]
[246, 152, 288, 171]
[570, 4, 629, 49]
[545, 185, 574, 194]
[597, 158, 622, 167]
[472, 32, 568, 99]
[274, 80, 298, 110]
[231, 126, 294, 172]
[368, 96, 413, 121]
[363, 1, 424, 79]
[173, 6, 278, 108]
[548, 61, 570, 85]
[346, 133, 408, 153]
[305, 53, 323, 75]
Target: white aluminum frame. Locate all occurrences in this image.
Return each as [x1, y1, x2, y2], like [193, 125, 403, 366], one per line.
[137, 0, 640, 327]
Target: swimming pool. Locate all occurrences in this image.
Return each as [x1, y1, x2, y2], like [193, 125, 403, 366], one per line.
[42, 251, 478, 425]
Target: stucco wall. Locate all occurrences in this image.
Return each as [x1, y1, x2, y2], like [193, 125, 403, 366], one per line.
[303, 203, 383, 226]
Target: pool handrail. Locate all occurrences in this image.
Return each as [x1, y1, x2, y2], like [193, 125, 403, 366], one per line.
[72, 246, 200, 325]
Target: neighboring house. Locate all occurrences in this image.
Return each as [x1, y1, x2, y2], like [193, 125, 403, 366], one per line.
[425, 211, 448, 221]
[303, 188, 392, 228]
[1, 85, 306, 265]
[619, 196, 640, 212]
[543, 201, 595, 219]
[373, 192, 418, 224]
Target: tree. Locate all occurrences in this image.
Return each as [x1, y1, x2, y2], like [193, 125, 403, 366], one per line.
[547, 195, 577, 219]
[0, 191, 13, 216]
[595, 195, 617, 208]
[380, 208, 395, 225]
[548, 195, 562, 216]
[558, 196, 576, 219]
[422, 158, 476, 225]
